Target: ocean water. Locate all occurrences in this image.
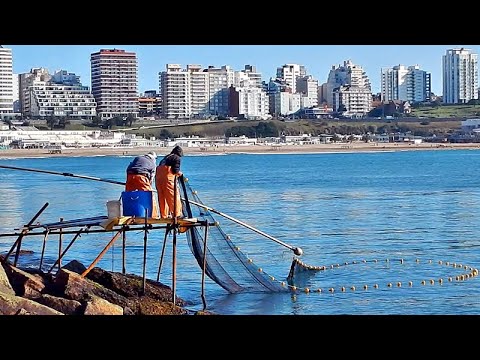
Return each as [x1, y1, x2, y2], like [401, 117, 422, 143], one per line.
[1, 149, 480, 315]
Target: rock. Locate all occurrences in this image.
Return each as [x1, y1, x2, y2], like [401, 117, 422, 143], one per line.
[2, 263, 46, 298]
[135, 296, 187, 315]
[35, 294, 82, 315]
[0, 262, 15, 296]
[62, 260, 87, 274]
[53, 268, 135, 313]
[82, 295, 123, 315]
[0, 291, 63, 315]
[14, 308, 32, 315]
[86, 267, 186, 306]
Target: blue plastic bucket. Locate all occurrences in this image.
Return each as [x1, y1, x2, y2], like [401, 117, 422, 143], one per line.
[121, 191, 153, 217]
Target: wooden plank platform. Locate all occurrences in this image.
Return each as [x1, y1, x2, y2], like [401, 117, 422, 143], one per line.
[100, 216, 198, 231]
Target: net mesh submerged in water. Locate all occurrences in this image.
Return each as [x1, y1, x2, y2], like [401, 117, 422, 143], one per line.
[179, 177, 288, 293]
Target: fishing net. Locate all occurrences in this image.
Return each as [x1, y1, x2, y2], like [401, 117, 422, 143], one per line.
[179, 176, 288, 293]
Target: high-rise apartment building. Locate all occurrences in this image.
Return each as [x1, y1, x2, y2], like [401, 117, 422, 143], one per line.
[0, 46, 14, 118]
[381, 65, 431, 103]
[443, 48, 478, 104]
[325, 60, 371, 107]
[90, 49, 138, 119]
[20, 68, 96, 119]
[276, 64, 306, 94]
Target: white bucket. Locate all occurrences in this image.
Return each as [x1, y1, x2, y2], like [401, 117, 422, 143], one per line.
[107, 200, 122, 218]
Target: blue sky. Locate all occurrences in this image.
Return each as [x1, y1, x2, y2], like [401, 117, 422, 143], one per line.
[5, 45, 480, 96]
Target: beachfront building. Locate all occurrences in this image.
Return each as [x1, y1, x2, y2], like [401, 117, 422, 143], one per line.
[271, 91, 302, 116]
[381, 65, 431, 103]
[188, 65, 209, 117]
[241, 65, 263, 88]
[19, 68, 51, 115]
[324, 60, 371, 107]
[159, 64, 192, 119]
[90, 49, 139, 119]
[160, 64, 267, 119]
[138, 91, 162, 116]
[443, 48, 478, 104]
[21, 69, 96, 119]
[12, 74, 20, 113]
[333, 85, 372, 117]
[206, 65, 235, 117]
[276, 64, 306, 94]
[0, 129, 125, 148]
[296, 75, 319, 108]
[0, 46, 14, 119]
[228, 85, 270, 120]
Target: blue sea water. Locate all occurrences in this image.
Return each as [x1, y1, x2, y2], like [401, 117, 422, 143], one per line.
[1, 149, 480, 315]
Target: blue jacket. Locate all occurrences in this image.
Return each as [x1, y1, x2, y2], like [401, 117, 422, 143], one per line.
[126, 155, 156, 180]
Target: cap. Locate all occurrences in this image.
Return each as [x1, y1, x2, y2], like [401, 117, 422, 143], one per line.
[146, 151, 157, 160]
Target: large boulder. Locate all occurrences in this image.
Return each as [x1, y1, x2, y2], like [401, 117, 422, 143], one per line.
[2, 263, 46, 299]
[35, 294, 83, 315]
[53, 268, 135, 313]
[0, 263, 15, 296]
[82, 295, 123, 315]
[86, 267, 186, 306]
[0, 291, 63, 315]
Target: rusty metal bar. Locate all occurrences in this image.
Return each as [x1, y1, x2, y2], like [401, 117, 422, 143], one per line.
[81, 219, 133, 278]
[156, 225, 170, 282]
[201, 221, 209, 311]
[4, 202, 49, 264]
[122, 226, 126, 275]
[58, 218, 63, 271]
[171, 178, 178, 305]
[39, 230, 50, 271]
[142, 209, 148, 295]
[47, 226, 89, 274]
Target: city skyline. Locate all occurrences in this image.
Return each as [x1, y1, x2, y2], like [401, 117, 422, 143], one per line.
[5, 45, 480, 96]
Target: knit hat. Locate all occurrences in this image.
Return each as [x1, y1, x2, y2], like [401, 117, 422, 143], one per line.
[145, 151, 157, 160]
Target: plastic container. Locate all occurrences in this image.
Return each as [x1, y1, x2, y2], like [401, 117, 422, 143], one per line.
[106, 200, 122, 218]
[121, 191, 153, 217]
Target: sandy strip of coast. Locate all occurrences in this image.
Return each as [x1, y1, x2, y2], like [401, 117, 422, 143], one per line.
[1, 142, 480, 159]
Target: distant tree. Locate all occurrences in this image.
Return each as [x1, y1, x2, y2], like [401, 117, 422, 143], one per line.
[255, 121, 278, 137]
[47, 115, 58, 130]
[104, 117, 114, 130]
[126, 113, 136, 127]
[92, 116, 102, 127]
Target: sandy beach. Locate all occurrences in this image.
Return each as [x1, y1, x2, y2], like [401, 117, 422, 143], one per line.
[1, 142, 480, 159]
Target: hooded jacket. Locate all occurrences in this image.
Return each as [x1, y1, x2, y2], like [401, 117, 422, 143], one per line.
[158, 145, 183, 174]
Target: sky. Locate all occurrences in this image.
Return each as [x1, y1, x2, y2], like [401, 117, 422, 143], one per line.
[5, 45, 480, 96]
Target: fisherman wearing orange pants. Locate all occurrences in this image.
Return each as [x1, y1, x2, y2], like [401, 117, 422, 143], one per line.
[125, 151, 159, 218]
[155, 145, 183, 219]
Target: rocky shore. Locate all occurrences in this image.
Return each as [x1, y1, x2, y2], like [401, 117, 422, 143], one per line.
[0, 255, 209, 315]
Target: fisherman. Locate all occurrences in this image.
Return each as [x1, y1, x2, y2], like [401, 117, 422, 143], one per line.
[125, 151, 159, 218]
[155, 145, 184, 219]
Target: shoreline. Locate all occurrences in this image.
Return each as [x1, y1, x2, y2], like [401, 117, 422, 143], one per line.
[1, 142, 480, 159]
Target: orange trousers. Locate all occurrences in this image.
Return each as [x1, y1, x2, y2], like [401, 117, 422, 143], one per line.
[125, 173, 159, 218]
[155, 166, 182, 219]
